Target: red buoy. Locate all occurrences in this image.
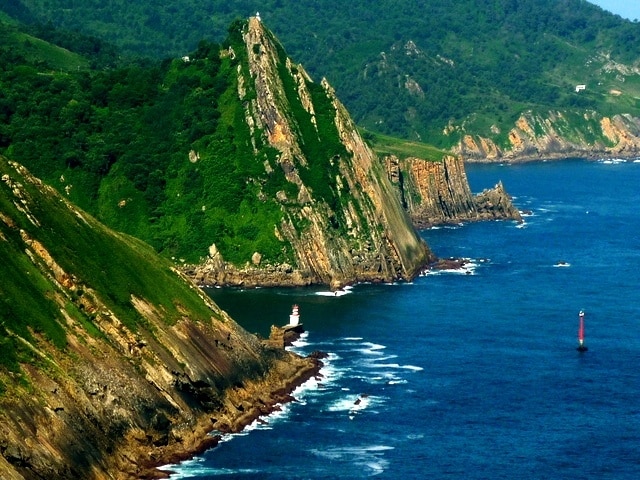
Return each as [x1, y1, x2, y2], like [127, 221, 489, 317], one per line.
[577, 310, 588, 352]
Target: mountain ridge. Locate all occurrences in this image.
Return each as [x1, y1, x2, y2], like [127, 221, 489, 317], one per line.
[183, 17, 433, 288]
[5, 0, 640, 156]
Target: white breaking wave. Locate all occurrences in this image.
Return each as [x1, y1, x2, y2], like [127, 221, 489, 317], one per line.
[315, 285, 353, 297]
[422, 258, 478, 276]
[356, 342, 387, 355]
[371, 363, 424, 372]
[309, 444, 393, 476]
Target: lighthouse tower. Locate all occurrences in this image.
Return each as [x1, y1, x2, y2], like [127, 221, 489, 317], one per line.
[289, 304, 300, 326]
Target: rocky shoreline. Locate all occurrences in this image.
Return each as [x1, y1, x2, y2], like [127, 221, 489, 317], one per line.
[143, 334, 324, 479]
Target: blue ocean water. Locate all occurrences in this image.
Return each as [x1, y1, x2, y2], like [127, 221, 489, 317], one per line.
[162, 159, 640, 479]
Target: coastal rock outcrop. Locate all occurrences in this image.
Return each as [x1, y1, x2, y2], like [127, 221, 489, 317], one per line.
[455, 111, 640, 162]
[385, 154, 522, 228]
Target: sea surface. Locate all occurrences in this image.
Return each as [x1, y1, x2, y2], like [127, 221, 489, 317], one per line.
[162, 158, 640, 479]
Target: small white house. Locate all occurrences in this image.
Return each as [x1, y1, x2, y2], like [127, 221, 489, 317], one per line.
[575, 84, 586, 93]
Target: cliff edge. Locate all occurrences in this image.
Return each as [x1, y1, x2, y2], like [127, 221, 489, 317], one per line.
[385, 154, 522, 228]
[456, 111, 640, 162]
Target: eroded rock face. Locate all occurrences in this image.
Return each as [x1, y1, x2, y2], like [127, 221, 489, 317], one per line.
[385, 155, 522, 228]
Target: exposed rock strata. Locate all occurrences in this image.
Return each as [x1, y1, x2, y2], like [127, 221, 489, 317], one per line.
[455, 111, 640, 162]
[385, 154, 522, 228]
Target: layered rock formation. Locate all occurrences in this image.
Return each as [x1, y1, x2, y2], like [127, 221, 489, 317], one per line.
[456, 111, 640, 162]
[187, 18, 433, 289]
[0, 157, 319, 479]
[385, 154, 522, 228]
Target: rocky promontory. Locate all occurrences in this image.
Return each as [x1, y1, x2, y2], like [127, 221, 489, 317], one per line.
[182, 17, 433, 289]
[0, 157, 322, 480]
[385, 154, 522, 228]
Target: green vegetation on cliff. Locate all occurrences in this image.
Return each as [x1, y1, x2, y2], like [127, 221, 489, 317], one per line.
[0, 157, 218, 375]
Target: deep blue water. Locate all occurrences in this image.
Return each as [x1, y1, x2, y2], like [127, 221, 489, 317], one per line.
[162, 159, 640, 479]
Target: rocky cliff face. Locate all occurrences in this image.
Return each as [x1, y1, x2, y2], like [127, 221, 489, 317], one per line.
[456, 111, 640, 162]
[0, 157, 318, 479]
[385, 154, 522, 228]
[187, 18, 432, 289]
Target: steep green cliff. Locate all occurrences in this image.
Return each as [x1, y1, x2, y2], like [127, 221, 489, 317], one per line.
[0, 156, 318, 479]
[185, 18, 432, 288]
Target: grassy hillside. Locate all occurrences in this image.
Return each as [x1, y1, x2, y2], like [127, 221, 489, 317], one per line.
[6, 0, 640, 146]
[0, 22, 88, 71]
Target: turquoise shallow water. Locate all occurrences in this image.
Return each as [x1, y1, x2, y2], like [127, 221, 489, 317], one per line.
[163, 159, 640, 479]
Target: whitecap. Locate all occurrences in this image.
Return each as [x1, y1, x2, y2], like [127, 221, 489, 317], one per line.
[356, 342, 387, 355]
[373, 363, 424, 372]
[387, 379, 408, 385]
[598, 157, 626, 164]
[364, 354, 398, 362]
[422, 260, 477, 276]
[327, 396, 361, 412]
[309, 444, 393, 474]
[286, 331, 310, 352]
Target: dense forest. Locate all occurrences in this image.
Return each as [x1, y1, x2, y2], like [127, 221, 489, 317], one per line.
[4, 0, 640, 145]
[0, 20, 302, 265]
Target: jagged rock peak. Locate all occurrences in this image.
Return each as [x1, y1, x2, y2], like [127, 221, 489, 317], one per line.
[187, 18, 432, 288]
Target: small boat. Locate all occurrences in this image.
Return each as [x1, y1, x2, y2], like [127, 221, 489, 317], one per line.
[577, 310, 588, 352]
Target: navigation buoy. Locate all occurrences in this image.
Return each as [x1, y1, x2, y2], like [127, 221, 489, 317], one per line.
[577, 310, 588, 352]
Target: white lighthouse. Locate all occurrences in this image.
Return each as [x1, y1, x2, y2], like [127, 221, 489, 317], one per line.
[289, 304, 300, 326]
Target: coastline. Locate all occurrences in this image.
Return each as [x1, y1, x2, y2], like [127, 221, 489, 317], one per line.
[139, 350, 324, 479]
[463, 149, 640, 164]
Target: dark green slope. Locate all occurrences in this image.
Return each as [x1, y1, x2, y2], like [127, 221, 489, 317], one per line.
[6, 0, 640, 146]
[0, 24, 292, 265]
[0, 154, 318, 479]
